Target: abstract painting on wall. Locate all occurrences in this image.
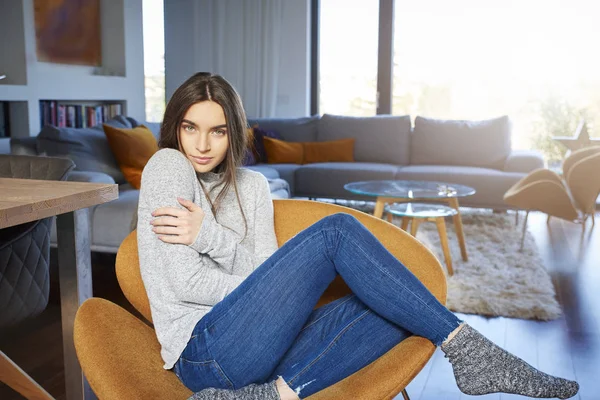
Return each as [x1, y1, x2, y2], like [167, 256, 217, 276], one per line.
[33, 0, 101, 66]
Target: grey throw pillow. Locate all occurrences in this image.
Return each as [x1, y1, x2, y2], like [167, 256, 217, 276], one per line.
[36, 116, 135, 184]
[410, 115, 512, 170]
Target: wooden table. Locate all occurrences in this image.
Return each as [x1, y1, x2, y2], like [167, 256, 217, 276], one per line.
[0, 178, 118, 400]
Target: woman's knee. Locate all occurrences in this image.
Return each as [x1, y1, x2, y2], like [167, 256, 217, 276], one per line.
[321, 212, 360, 228]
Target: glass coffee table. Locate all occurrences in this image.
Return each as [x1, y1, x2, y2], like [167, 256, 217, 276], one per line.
[344, 180, 476, 261]
[386, 203, 458, 275]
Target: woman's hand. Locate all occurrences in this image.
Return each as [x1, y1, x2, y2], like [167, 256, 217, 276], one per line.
[150, 198, 205, 245]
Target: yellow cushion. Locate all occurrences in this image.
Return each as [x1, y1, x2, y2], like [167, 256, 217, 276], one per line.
[303, 138, 355, 164]
[263, 136, 304, 164]
[263, 137, 355, 164]
[103, 124, 159, 189]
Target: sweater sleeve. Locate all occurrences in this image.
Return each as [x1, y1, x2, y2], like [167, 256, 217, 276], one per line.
[189, 172, 279, 272]
[137, 149, 244, 306]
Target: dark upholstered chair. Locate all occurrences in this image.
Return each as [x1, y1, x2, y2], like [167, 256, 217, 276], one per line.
[74, 199, 448, 399]
[0, 155, 75, 399]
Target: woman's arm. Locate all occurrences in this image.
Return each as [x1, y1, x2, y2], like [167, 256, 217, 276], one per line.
[138, 149, 244, 306]
[189, 172, 279, 272]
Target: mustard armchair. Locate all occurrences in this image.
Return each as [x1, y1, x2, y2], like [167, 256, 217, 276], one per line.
[504, 146, 600, 246]
[73, 199, 448, 400]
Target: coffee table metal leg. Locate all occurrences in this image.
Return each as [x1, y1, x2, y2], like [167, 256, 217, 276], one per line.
[448, 198, 468, 261]
[56, 209, 95, 400]
[435, 217, 453, 276]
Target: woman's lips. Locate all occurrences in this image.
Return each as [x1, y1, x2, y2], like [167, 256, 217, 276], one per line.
[191, 156, 213, 165]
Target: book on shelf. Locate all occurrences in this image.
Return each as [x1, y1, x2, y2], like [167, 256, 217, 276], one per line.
[39, 101, 125, 129]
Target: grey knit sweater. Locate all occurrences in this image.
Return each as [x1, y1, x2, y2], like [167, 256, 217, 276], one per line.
[137, 148, 278, 369]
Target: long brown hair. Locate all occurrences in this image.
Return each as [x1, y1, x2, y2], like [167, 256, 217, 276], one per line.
[159, 72, 249, 233]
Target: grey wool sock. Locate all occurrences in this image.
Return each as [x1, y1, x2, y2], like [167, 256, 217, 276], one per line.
[441, 324, 579, 399]
[187, 380, 281, 400]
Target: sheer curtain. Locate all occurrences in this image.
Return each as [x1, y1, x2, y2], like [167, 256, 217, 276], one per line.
[192, 0, 282, 117]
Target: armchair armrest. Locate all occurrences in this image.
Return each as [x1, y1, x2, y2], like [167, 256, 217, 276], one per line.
[504, 150, 544, 173]
[67, 170, 116, 184]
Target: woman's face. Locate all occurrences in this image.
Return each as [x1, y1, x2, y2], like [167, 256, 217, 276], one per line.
[178, 101, 229, 174]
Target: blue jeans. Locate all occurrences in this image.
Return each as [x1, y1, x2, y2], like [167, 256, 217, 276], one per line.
[173, 213, 462, 397]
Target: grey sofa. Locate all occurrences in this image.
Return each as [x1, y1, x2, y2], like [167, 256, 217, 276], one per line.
[9, 117, 290, 253]
[248, 114, 543, 209]
[8, 113, 543, 254]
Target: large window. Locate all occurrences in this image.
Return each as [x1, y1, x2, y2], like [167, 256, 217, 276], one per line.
[319, 0, 379, 116]
[317, 0, 600, 164]
[392, 0, 600, 161]
[143, 0, 165, 122]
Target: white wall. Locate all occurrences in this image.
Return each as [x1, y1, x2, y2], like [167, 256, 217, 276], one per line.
[164, 0, 310, 118]
[0, 0, 146, 136]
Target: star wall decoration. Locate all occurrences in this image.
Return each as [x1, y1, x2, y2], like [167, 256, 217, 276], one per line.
[553, 120, 600, 153]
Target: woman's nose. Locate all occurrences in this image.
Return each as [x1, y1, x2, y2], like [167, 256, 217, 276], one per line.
[196, 133, 211, 152]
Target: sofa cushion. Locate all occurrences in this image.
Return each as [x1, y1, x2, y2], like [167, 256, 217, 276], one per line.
[263, 137, 304, 164]
[303, 139, 355, 164]
[92, 185, 139, 250]
[250, 126, 283, 163]
[103, 124, 159, 189]
[262, 137, 356, 165]
[36, 117, 135, 184]
[9, 137, 38, 156]
[317, 114, 412, 165]
[248, 116, 319, 142]
[265, 164, 301, 195]
[243, 164, 280, 180]
[410, 115, 511, 170]
[394, 165, 525, 209]
[142, 122, 162, 141]
[295, 162, 401, 199]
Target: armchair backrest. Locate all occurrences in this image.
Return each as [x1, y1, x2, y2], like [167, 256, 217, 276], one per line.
[563, 146, 600, 213]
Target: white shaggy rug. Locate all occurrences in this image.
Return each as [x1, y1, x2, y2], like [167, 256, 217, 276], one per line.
[326, 200, 562, 321]
[409, 210, 562, 321]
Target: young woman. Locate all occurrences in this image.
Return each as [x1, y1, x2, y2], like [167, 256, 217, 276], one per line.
[137, 72, 579, 400]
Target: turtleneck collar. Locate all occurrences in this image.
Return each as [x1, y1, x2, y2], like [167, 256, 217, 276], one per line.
[196, 171, 225, 184]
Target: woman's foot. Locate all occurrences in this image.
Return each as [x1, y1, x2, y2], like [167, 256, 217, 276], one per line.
[187, 377, 300, 400]
[187, 381, 279, 400]
[441, 324, 579, 399]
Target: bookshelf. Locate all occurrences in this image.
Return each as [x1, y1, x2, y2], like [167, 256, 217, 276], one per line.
[39, 100, 127, 129]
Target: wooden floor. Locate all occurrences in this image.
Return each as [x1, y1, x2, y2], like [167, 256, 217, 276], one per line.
[0, 211, 598, 400]
[404, 211, 600, 400]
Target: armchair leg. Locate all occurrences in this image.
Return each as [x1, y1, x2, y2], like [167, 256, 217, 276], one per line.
[401, 388, 411, 400]
[515, 210, 519, 225]
[520, 211, 530, 250]
[0, 350, 54, 400]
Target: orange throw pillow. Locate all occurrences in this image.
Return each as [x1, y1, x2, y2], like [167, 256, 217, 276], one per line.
[263, 136, 355, 164]
[303, 138, 355, 164]
[103, 124, 159, 189]
[263, 137, 304, 164]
